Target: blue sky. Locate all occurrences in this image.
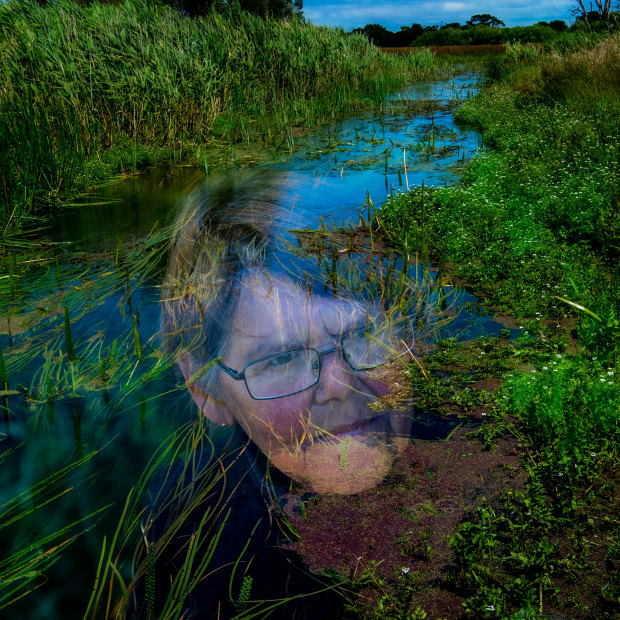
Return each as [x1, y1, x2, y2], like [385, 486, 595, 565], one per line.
[302, 0, 575, 31]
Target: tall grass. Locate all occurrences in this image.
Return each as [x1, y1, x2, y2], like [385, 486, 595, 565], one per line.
[0, 0, 442, 224]
[541, 31, 620, 109]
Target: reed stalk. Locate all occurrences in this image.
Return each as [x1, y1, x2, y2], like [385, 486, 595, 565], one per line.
[0, 0, 444, 226]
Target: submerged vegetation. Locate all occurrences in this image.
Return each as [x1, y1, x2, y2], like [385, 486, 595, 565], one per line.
[0, 0, 442, 226]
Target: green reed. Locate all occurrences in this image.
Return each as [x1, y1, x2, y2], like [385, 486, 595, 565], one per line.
[0, 449, 108, 611]
[63, 305, 75, 362]
[0, 347, 7, 392]
[0, 0, 443, 225]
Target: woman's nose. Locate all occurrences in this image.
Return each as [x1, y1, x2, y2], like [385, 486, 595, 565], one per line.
[312, 349, 356, 405]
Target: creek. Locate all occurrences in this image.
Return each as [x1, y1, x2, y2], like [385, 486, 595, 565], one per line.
[1, 73, 516, 618]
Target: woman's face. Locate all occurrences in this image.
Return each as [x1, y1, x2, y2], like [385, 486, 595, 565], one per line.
[190, 273, 412, 494]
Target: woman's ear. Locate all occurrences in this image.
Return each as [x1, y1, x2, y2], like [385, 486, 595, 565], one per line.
[178, 354, 235, 427]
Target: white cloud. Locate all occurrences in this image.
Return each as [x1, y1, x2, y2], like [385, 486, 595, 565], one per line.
[441, 2, 471, 12]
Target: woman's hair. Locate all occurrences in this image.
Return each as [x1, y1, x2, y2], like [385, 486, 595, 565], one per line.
[162, 172, 284, 396]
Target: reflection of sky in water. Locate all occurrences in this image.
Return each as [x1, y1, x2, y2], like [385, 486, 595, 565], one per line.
[45, 75, 480, 243]
[40, 73, 514, 346]
[267, 74, 481, 230]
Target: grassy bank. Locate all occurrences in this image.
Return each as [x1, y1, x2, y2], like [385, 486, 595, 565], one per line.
[377, 34, 620, 617]
[0, 0, 442, 226]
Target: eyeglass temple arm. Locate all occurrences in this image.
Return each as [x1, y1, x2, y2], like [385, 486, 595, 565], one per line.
[216, 360, 245, 381]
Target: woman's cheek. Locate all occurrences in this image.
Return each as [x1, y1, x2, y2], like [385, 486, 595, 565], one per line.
[245, 392, 313, 449]
[359, 366, 394, 399]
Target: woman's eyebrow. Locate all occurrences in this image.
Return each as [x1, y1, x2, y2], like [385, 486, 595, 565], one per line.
[239, 331, 310, 361]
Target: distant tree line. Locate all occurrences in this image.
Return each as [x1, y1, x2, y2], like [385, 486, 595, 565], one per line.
[353, 11, 618, 47]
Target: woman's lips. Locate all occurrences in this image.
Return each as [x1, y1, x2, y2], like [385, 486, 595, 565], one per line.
[325, 415, 392, 438]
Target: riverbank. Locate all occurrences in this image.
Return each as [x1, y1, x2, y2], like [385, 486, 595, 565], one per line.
[0, 0, 447, 228]
[375, 33, 620, 617]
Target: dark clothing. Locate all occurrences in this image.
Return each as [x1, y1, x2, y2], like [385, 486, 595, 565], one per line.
[130, 427, 343, 619]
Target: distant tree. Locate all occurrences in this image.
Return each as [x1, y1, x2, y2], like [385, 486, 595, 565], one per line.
[466, 14, 505, 27]
[413, 26, 469, 46]
[391, 25, 419, 46]
[440, 21, 461, 29]
[352, 23, 394, 46]
[509, 24, 557, 43]
[409, 23, 424, 39]
[571, 0, 618, 31]
[548, 19, 568, 31]
[467, 24, 505, 43]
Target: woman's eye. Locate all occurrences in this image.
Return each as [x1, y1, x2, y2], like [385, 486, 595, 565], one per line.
[269, 352, 294, 367]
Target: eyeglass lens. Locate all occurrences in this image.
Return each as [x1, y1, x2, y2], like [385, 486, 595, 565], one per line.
[243, 322, 409, 399]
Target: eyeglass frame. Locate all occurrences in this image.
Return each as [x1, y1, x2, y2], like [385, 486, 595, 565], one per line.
[216, 326, 404, 400]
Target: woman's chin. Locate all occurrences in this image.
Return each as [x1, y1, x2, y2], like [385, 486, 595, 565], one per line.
[270, 434, 400, 495]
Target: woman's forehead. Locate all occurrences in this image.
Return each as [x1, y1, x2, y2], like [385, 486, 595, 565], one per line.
[231, 273, 368, 336]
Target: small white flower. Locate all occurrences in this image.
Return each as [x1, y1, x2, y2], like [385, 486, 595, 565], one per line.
[401, 567, 410, 574]
[485, 606, 496, 612]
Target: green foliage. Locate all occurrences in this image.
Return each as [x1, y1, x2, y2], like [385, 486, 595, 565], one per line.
[374, 32, 620, 619]
[132, 315, 142, 363]
[450, 345, 619, 615]
[162, 0, 302, 19]
[0, 451, 109, 611]
[505, 357, 619, 459]
[379, 39, 620, 332]
[0, 0, 442, 224]
[345, 560, 429, 619]
[0, 225, 177, 616]
[0, 346, 7, 390]
[63, 305, 75, 362]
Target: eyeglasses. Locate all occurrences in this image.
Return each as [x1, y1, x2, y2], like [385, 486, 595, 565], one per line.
[217, 322, 411, 400]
